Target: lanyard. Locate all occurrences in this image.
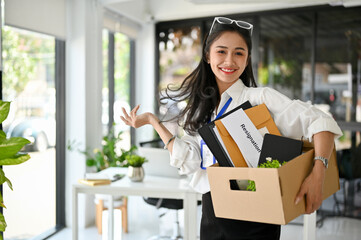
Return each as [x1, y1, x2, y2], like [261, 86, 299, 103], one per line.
[211, 97, 233, 123]
[201, 97, 232, 169]
[216, 97, 233, 119]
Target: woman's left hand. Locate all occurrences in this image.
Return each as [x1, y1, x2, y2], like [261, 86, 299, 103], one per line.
[295, 131, 334, 214]
[294, 162, 325, 214]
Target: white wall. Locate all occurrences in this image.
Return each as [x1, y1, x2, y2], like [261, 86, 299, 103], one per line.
[64, 0, 156, 228]
[65, 0, 103, 227]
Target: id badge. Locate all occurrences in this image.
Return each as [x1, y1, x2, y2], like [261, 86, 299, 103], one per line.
[200, 139, 216, 169]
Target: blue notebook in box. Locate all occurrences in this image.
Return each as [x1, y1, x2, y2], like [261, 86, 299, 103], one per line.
[258, 134, 303, 166]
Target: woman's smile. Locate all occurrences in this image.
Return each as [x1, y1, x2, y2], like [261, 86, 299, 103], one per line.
[208, 31, 249, 93]
[219, 67, 237, 74]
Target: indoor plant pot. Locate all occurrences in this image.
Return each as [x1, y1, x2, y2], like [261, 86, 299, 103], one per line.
[126, 155, 147, 182]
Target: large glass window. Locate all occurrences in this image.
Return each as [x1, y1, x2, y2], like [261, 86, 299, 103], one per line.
[102, 29, 132, 149]
[114, 32, 131, 149]
[258, 13, 313, 100]
[315, 8, 361, 150]
[2, 26, 57, 239]
[158, 24, 202, 135]
[314, 9, 361, 199]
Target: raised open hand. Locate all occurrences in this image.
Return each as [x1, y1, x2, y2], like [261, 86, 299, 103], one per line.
[120, 105, 155, 128]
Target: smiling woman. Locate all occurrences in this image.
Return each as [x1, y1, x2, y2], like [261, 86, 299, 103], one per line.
[207, 31, 250, 94]
[120, 16, 342, 240]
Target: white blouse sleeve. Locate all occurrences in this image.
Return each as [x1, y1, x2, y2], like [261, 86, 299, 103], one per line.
[256, 87, 343, 142]
[169, 133, 202, 175]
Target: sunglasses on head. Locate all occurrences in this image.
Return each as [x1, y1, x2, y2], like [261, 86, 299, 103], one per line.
[209, 17, 253, 36]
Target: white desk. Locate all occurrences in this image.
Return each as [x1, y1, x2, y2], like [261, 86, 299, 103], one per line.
[72, 170, 200, 240]
[72, 168, 316, 240]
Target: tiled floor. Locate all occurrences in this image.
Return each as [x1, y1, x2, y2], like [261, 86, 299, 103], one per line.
[48, 195, 361, 240]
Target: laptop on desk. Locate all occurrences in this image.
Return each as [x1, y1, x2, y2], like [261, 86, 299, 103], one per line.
[138, 147, 186, 179]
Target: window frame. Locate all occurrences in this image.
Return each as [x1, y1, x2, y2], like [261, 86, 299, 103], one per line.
[0, 33, 66, 239]
[106, 30, 136, 144]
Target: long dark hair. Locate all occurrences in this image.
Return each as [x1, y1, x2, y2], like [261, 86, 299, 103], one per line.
[160, 22, 257, 135]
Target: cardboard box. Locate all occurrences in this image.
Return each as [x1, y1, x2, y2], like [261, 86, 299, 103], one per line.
[207, 141, 340, 225]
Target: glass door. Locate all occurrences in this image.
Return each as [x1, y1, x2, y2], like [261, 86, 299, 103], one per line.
[102, 29, 132, 148]
[2, 26, 57, 239]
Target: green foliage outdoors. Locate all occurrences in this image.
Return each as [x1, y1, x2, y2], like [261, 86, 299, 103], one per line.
[125, 155, 148, 168]
[114, 32, 131, 103]
[246, 159, 286, 192]
[0, 101, 31, 238]
[2, 26, 55, 98]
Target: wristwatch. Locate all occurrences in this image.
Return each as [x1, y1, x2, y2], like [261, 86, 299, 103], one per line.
[314, 156, 329, 169]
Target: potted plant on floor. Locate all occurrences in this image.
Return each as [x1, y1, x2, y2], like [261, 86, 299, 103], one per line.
[0, 100, 31, 239]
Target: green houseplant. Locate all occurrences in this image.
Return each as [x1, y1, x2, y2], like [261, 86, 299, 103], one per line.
[0, 100, 31, 239]
[68, 125, 138, 172]
[125, 154, 148, 182]
[125, 154, 147, 168]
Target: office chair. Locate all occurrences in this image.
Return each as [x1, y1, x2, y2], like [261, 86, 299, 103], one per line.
[95, 194, 128, 234]
[139, 139, 183, 239]
[144, 197, 183, 240]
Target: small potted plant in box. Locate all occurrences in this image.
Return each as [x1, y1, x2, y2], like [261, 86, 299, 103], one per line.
[247, 157, 286, 191]
[125, 154, 148, 182]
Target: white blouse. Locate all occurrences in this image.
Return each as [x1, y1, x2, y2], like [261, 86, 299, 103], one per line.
[169, 80, 343, 194]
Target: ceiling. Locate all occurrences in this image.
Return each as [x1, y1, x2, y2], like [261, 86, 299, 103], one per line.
[100, 0, 361, 25]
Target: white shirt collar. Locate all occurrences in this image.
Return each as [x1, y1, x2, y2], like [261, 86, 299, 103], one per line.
[216, 79, 246, 115]
[222, 79, 245, 103]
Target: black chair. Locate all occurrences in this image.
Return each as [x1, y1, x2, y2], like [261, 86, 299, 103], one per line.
[143, 197, 183, 240]
[139, 139, 190, 240]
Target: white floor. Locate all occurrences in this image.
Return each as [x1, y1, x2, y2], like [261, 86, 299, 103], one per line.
[47, 195, 361, 240]
[49, 216, 361, 240]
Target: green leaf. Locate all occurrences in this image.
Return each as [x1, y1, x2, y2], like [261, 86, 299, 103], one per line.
[247, 180, 256, 191]
[0, 169, 5, 185]
[0, 101, 10, 125]
[86, 158, 96, 167]
[0, 211, 7, 232]
[0, 153, 31, 166]
[246, 159, 286, 191]
[0, 137, 31, 160]
[126, 155, 147, 167]
[94, 152, 105, 165]
[0, 131, 6, 140]
[4, 176, 13, 191]
[0, 192, 6, 209]
[0, 159, 13, 192]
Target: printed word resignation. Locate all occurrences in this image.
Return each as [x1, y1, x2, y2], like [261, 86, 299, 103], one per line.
[240, 124, 261, 153]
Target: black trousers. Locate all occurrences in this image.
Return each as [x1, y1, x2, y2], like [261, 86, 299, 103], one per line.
[200, 192, 281, 240]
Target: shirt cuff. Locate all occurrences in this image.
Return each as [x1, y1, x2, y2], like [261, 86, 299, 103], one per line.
[306, 117, 343, 142]
[169, 137, 187, 168]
